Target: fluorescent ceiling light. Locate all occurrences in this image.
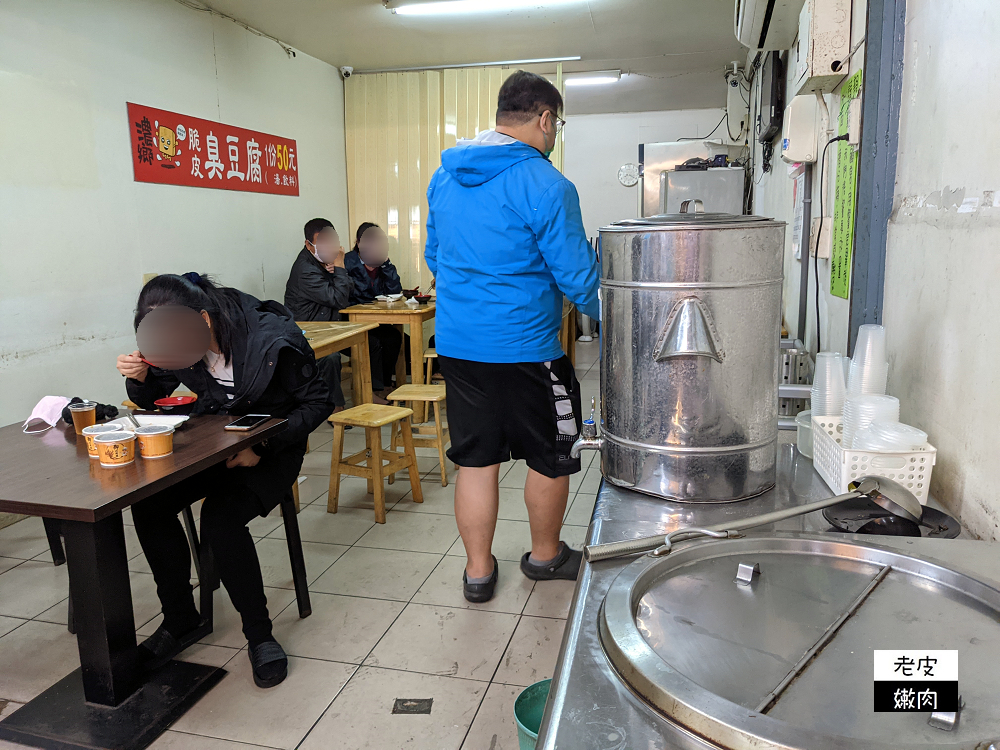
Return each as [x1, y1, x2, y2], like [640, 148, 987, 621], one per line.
[355, 56, 581, 74]
[564, 70, 621, 86]
[390, 0, 584, 16]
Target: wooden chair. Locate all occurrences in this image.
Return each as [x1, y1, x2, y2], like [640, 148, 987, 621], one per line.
[559, 299, 577, 363]
[423, 349, 444, 383]
[386, 384, 450, 487]
[327, 404, 423, 523]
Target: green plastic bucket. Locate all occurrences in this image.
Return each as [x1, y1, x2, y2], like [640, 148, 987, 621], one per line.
[513, 678, 551, 750]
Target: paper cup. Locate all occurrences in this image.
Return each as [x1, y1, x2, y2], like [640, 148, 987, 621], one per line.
[95, 431, 136, 468]
[135, 425, 174, 459]
[82, 423, 125, 458]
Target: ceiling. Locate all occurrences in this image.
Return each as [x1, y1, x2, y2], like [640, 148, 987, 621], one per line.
[201, 0, 746, 115]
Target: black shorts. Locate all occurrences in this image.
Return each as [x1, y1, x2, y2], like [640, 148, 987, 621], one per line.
[438, 355, 582, 478]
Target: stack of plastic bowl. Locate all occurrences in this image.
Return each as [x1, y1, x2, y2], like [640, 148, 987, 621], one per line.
[810, 352, 847, 417]
[795, 409, 813, 458]
[847, 324, 889, 395]
[853, 420, 928, 451]
[842, 394, 900, 449]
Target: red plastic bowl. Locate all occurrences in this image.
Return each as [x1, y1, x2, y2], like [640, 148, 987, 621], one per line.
[154, 395, 198, 413]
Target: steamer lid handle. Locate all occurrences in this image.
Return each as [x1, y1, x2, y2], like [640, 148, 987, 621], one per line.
[679, 199, 705, 214]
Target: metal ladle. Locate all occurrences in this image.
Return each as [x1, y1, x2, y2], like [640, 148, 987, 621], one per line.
[583, 475, 924, 563]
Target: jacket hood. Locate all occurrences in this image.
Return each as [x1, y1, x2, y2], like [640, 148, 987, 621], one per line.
[230, 290, 310, 407]
[440, 131, 545, 187]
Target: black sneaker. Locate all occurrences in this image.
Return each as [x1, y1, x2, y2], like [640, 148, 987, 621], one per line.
[520, 543, 583, 581]
[463, 556, 499, 603]
[137, 619, 211, 673]
[249, 640, 288, 689]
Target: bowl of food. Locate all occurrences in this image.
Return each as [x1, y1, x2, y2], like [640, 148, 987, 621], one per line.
[154, 395, 198, 414]
[135, 425, 175, 459]
[414, 294, 431, 305]
[95, 431, 137, 468]
[402, 287, 419, 300]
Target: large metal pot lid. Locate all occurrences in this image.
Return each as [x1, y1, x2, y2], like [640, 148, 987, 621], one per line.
[599, 533, 1000, 750]
[603, 200, 782, 230]
[607, 212, 776, 228]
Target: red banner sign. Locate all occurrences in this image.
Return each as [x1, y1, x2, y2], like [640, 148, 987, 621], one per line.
[127, 102, 299, 196]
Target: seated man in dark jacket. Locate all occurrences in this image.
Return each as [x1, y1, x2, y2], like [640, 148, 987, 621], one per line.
[345, 222, 406, 401]
[284, 218, 352, 410]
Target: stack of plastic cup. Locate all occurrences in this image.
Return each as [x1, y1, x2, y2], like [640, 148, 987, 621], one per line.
[842, 394, 900, 448]
[847, 324, 889, 395]
[810, 352, 847, 417]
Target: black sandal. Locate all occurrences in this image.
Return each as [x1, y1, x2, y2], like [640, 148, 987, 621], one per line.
[463, 555, 498, 603]
[249, 640, 288, 688]
[520, 543, 583, 581]
[137, 619, 211, 673]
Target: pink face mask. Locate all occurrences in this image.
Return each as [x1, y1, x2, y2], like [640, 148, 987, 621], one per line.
[22, 396, 71, 434]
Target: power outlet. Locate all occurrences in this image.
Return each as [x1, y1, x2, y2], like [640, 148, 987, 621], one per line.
[847, 98, 862, 146]
[809, 217, 833, 259]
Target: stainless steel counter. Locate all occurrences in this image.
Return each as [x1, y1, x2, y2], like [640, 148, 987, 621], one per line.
[537, 436, 994, 750]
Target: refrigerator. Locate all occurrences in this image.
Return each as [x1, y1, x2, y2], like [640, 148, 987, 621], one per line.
[640, 141, 747, 217]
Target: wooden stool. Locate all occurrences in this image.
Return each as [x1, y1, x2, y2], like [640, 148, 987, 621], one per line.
[328, 404, 423, 523]
[387, 384, 450, 487]
[423, 349, 444, 383]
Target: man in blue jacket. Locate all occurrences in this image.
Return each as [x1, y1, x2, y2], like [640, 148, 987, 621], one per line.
[425, 71, 600, 602]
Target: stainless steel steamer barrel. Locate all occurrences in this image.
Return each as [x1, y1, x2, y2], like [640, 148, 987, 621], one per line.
[598, 209, 785, 501]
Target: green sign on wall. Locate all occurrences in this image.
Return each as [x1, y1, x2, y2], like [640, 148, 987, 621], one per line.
[830, 69, 863, 299]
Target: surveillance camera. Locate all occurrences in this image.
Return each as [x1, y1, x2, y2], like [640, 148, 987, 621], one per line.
[340, 66, 353, 79]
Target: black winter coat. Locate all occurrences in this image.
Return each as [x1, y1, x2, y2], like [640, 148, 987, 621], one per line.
[125, 290, 333, 509]
[344, 249, 402, 304]
[283, 247, 353, 321]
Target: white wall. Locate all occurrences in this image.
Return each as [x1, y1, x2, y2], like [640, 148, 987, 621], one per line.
[563, 109, 730, 239]
[882, 0, 1000, 540]
[748, 0, 867, 353]
[0, 0, 348, 425]
[749, 0, 1000, 538]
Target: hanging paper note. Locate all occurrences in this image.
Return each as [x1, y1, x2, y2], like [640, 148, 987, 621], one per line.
[830, 70, 863, 299]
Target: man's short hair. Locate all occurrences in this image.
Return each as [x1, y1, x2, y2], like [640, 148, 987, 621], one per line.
[496, 70, 563, 126]
[304, 218, 334, 244]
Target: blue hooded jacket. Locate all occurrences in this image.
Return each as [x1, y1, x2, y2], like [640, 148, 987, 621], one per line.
[425, 131, 600, 364]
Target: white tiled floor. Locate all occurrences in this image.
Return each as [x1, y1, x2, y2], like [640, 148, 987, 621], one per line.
[0, 341, 603, 750]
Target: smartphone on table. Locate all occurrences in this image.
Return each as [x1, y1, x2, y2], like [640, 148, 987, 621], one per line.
[224, 414, 270, 431]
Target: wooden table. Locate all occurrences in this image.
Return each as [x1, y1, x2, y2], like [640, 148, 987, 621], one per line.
[341, 301, 436, 420]
[298, 321, 377, 406]
[0, 415, 286, 750]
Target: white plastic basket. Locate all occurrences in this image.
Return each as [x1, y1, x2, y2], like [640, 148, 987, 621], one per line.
[811, 416, 937, 503]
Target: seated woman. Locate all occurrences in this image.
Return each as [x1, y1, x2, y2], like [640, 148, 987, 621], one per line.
[116, 273, 333, 689]
[344, 222, 407, 402]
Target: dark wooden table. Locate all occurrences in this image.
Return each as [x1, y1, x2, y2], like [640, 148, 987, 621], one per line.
[0, 415, 286, 750]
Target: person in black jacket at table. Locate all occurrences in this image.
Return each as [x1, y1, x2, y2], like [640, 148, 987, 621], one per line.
[115, 273, 333, 689]
[284, 218, 352, 412]
[344, 222, 405, 402]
